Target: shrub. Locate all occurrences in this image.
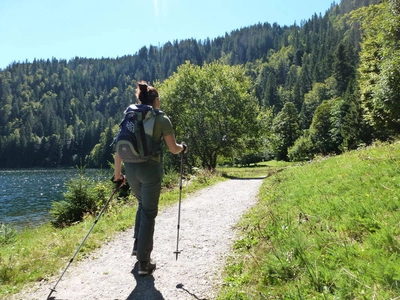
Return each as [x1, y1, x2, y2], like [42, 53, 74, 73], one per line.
[50, 175, 107, 228]
[288, 134, 315, 161]
[162, 168, 179, 191]
[0, 223, 16, 245]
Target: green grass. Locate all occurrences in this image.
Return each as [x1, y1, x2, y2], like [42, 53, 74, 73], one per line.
[217, 140, 400, 299]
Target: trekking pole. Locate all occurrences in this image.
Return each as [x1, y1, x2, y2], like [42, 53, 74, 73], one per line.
[47, 179, 124, 300]
[173, 152, 184, 260]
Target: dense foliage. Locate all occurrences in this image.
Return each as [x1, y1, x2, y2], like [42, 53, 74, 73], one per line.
[159, 61, 262, 169]
[1, 0, 397, 168]
[356, 0, 400, 136]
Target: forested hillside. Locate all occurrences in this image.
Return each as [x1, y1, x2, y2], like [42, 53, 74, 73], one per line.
[1, 0, 397, 168]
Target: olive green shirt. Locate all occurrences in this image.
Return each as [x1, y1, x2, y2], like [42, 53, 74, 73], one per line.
[151, 112, 174, 162]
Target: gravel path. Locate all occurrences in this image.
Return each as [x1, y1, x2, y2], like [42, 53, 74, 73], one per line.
[10, 177, 264, 300]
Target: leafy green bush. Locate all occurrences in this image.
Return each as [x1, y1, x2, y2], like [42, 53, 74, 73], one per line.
[162, 168, 179, 191]
[0, 223, 16, 245]
[287, 133, 315, 161]
[50, 175, 110, 228]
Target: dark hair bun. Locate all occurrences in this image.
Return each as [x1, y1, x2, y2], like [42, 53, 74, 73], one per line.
[139, 83, 148, 93]
[136, 81, 158, 105]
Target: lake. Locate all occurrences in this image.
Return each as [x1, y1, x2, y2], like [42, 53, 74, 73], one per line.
[0, 168, 111, 229]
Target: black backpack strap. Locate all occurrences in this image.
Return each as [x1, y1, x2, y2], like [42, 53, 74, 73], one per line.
[134, 110, 150, 157]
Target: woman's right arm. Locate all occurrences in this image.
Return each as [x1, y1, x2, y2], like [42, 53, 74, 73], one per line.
[114, 152, 124, 180]
[164, 134, 187, 154]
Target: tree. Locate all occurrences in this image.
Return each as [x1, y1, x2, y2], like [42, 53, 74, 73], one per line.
[332, 42, 355, 95]
[330, 79, 366, 151]
[356, 2, 400, 136]
[89, 118, 117, 168]
[309, 100, 333, 155]
[288, 132, 314, 161]
[299, 81, 330, 129]
[159, 61, 262, 169]
[270, 102, 301, 160]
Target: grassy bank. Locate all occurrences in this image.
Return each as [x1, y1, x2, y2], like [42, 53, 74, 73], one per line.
[217, 141, 400, 299]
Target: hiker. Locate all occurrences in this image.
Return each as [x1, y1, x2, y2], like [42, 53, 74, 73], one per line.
[113, 80, 188, 276]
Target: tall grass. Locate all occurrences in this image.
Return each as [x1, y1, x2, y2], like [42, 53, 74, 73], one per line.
[218, 141, 400, 299]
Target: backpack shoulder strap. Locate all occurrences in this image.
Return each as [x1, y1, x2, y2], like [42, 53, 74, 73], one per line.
[153, 109, 164, 115]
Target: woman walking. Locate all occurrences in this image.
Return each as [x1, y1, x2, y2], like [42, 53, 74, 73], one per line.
[113, 81, 187, 275]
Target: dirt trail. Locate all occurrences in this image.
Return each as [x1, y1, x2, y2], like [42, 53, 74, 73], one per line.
[10, 177, 265, 300]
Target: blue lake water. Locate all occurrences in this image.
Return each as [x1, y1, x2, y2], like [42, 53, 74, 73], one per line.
[0, 169, 111, 229]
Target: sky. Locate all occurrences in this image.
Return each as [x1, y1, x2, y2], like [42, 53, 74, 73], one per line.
[0, 0, 336, 69]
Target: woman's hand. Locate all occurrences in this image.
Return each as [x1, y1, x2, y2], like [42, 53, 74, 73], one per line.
[111, 174, 126, 187]
[181, 142, 188, 154]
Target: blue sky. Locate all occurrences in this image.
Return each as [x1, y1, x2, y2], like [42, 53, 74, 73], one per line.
[0, 0, 336, 69]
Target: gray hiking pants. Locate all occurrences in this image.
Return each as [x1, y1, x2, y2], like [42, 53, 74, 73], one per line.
[124, 159, 163, 262]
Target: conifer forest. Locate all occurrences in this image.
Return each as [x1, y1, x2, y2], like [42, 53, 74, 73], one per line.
[0, 0, 398, 169]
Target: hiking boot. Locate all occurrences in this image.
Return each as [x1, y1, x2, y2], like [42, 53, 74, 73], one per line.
[138, 260, 156, 276]
[131, 239, 137, 256]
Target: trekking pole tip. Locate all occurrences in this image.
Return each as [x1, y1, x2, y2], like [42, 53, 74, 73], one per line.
[47, 288, 56, 299]
[173, 250, 181, 260]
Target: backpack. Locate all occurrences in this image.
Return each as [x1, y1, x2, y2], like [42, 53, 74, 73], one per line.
[114, 104, 164, 163]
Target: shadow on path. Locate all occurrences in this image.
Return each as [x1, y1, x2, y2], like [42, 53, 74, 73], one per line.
[176, 283, 208, 300]
[126, 262, 164, 300]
